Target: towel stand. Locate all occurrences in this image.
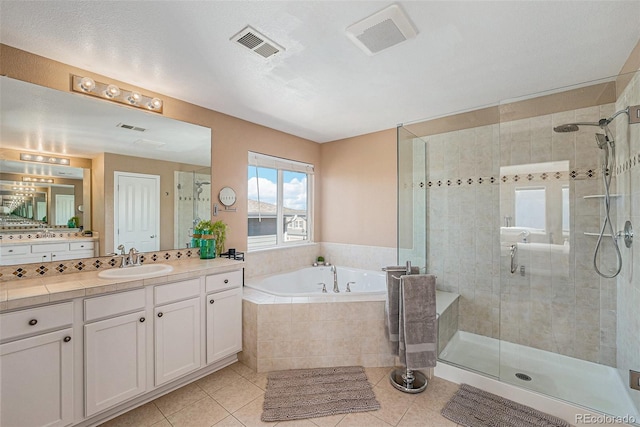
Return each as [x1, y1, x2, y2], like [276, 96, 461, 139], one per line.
[388, 261, 429, 394]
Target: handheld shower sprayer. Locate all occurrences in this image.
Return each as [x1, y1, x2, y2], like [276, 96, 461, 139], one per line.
[552, 106, 634, 279]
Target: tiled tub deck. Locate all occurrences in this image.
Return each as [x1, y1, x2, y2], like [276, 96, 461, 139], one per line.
[240, 288, 459, 373]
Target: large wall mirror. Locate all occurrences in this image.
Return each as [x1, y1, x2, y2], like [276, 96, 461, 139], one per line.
[0, 76, 212, 260]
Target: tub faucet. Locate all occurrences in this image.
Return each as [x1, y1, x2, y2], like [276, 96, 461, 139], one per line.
[331, 265, 339, 293]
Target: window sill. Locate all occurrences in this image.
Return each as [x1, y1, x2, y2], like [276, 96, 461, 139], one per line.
[247, 242, 318, 254]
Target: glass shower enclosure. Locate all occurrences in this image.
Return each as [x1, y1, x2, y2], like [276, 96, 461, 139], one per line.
[399, 69, 640, 423]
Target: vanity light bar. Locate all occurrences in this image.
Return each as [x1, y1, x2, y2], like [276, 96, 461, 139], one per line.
[22, 177, 54, 183]
[71, 75, 163, 114]
[20, 153, 70, 165]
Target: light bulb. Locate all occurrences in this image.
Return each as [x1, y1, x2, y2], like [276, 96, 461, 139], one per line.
[147, 98, 162, 110]
[127, 91, 142, 104]
[79, 77, 96, 92]
[105, 84, 121, 99]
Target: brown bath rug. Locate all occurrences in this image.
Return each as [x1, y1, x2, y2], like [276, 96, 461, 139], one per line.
[261, 365, 380, 422]
[442, 383, 569, 427]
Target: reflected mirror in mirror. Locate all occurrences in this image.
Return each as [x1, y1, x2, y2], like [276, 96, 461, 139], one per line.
[0, 76, 212, 263]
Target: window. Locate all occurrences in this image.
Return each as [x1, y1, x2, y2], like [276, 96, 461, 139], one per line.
[514, 187, 546, 231]
[247, 152, 313, 251]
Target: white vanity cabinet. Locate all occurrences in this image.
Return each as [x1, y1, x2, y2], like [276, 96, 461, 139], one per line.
[84, 289, 147, 417]
[205, 270, 243, 364]
[154, 278, 202, 386]
[0, 302, 75, 427]
[0, 240, 96, 265]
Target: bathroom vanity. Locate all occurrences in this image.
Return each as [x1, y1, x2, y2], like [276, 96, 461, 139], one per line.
[0, 236, 98, 265]
[0, 258, 243, 427]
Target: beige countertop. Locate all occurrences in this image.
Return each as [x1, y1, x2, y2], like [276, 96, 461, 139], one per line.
[0, 258, 244, 312]
[0, 236, 98, 246]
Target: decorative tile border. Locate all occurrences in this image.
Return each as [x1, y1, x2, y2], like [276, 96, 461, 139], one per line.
[0, 231, 84, 241]
[0, 248, 201, 282]
[423, 167, 601, 189]
[615, 150, 640, 176]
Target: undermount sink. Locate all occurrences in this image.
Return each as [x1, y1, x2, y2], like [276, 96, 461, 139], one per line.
[98, 263, 173, 280]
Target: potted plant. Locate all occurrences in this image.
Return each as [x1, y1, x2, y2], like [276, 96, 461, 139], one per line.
[195, 219, 228, 257]
[67, 216, 80, 228]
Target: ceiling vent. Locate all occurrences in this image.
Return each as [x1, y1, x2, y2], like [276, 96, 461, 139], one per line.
[117, 123, 146, 132]
[231, 25, 284, 59]
[346, 4, 417, 55]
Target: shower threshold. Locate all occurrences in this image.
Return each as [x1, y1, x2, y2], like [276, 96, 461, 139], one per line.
[439, 331, 639, 421]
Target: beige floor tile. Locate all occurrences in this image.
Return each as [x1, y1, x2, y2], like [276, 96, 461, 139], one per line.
[153, 382, 207, 416]
[371, 380, 418, 426]
[231, 361, 269, 390]
[214, 415, 246, 426]
[232, 394, 277, 426]
[397, 403, 457, 427]
[99, 402, 165, 427]
[336, 412, 393, 427]
[308, 413, 347, 427]
[197, 366, 245, 395]
[150, 419, 172, 427]
[275, 419, 318, 426]
[413, 377, 459, 412]
[212, 377, 265, 413]
[364, 367, 393, 386]
[166, 396, 230, 427]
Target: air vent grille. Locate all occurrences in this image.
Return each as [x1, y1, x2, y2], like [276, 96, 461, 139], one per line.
[346, 4, 417, 55]
[117, 123, 146, 132]
[231, 25, 284, 59]
[237, 32, 264, 49]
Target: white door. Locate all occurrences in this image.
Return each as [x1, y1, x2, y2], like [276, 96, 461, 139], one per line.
[114, 172, 160, 253]
[55, 194, 75, 225]
[85, 311, 147, 417]
[154, 297, 201, 386]
[0, 328, 74, 427]
[206, 287, 242, 364]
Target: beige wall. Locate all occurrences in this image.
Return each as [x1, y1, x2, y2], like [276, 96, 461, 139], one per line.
[0, 44, 321, 253]
[319, 129, 396, 247]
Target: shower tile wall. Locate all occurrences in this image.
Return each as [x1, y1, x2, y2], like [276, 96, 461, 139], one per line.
[174, 171, 211, 249]
[426, 102, 619, 366]
[614, 70, 640, 409]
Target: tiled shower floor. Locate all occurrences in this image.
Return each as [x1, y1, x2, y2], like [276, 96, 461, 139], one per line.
[439, 331, 639, 420]
[100, 362, 462, 427]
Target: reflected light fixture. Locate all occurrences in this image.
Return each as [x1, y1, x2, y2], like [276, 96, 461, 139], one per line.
[20, 153, 70, 165]
[71, 75, 163, 114]
[22, 177, 54, 183]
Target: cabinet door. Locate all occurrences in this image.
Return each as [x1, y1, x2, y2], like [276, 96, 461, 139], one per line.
[154, 297, 201, 386]
[0, 328, 74, 427]
[206, 287, 242, 364]
[85, 311, 146, 417]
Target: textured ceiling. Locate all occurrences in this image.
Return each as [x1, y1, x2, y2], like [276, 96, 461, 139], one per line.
[1, 1, 639, 143]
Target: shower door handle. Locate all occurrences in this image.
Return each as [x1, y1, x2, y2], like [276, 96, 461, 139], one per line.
[510, 244, 518, 274]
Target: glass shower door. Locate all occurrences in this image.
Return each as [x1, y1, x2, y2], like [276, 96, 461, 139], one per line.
[397, 126, 427, 268]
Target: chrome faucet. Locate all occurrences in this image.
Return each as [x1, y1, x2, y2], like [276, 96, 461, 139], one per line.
[519, 230, 530, 243]
[127, 247, 141, 266]
[345, 281, 355, 292]
[331, 265, 339, 293]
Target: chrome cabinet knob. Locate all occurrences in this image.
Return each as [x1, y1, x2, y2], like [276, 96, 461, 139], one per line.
[28, 319, 38, 326]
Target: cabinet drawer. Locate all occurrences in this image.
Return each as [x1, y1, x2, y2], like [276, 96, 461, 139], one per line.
[70, 241, 94, 251]
[155, 278, 200, 306]
[85, 288, 146, 322]
[0, 245, 29, 256]
[205, 270, 242, 293]
[31, 243, 68, 253]
[0, 301, 74, 341]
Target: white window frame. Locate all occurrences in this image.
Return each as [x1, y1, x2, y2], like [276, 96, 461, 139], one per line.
[248, 152, 314, 251]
